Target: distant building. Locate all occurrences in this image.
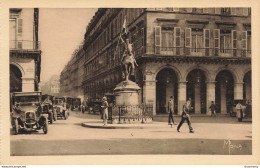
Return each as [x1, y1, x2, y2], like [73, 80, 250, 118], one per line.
[61, 8, 251, 116]
[60, 44, 85, 98]
[9, 8, 41, 92]
[40, 75, 60, 96]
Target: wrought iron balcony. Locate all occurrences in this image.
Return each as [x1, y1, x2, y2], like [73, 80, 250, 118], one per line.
[139, 46, 251, 58]
[9, 40, 41, 51]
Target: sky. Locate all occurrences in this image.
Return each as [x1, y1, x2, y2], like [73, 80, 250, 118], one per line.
[39, 8, 97, 83]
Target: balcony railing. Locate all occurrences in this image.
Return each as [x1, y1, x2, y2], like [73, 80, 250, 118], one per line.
[143, 46, 251, 58]
[9, 40, 41, 51]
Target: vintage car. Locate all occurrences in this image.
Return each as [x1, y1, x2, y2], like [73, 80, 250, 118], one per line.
[87, 98, 102, 114]
[71, 98, 81, 111]
[10, 92, 48, 135]
[41, 94, 57, 123]
[63, 96, 73, 111]
[53, 97, 69, 120]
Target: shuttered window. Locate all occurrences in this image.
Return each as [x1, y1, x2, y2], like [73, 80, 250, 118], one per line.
[17, 18, 23, 36]
[204, 29, 210, 56]
[141, 27, 145, 53]
[231, 8, 236, 15]
[231, 30, 237, 56]
[185, 28, 191, 55]
[214, 29, 220, 56]
[155, 26, 161, 54]
[186, 8, 192, 12]
[174, 27, 181, 55]
[242, 31, 247, 57]
[243, 8, 249, 16]
[215, 8, 221, 14]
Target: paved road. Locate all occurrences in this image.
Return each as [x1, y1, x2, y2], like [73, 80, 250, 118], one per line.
[10, 111, 252, 155]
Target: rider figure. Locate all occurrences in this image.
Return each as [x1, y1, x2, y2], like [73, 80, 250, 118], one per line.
[120, 36, 138, 81]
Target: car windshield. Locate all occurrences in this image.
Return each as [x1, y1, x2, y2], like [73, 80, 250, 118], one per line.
[15, 96, 40, 103]
[54, 99, 63, 105]
[19, 102, 39, 106]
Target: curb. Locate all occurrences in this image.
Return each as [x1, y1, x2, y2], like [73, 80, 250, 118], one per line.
[81, 122, 167, 129]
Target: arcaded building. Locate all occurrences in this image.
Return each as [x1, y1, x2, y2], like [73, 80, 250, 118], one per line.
[9, 8, 41, 92]
[81, 8, 251, 116]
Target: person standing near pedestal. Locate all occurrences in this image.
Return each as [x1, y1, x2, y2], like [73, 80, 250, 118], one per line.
[168, 96, 177, 127]
[177, 99, 194, 133]
[101, 97, 109, 126]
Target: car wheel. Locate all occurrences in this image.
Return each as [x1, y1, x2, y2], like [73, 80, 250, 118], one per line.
[43, 118, 48, 134]
[13, 119, 18, 135]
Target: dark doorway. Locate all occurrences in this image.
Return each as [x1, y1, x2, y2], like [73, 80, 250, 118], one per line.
[186, 69, 206, 114]
[156, 68, 178, 114]
[215, 70, 234, 113]
[243, 71, 251, 104]
[10, 64, 22, 92]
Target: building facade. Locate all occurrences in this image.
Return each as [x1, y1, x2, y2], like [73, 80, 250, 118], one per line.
[64, 8, 251, 116]
[9, 8, 41, 93]
[60, 44, 85, 98]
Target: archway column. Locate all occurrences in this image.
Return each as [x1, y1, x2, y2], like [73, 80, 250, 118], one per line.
[143, 80, 156, 115]
[206, 81, 216, 116]
[22, 77, 35, 92]
[234, 82, 244, 100]
[143, 71, 157, 115]
[178, 81, 187, 115]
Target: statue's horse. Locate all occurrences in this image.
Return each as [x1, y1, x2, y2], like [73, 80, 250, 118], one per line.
[121, 52, 136, 81]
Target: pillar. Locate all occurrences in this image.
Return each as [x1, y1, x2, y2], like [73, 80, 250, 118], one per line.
[178, 81, 187, 115]
[143, 76, 156, 116]
[234, 82, 244, 100]
[22, 77, 35, 92]
[194, 83, 201, 114]
[220, 82, 227, 113]
[206, 81, 216, 115]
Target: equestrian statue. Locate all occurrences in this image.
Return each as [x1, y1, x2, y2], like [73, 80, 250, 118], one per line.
[115, 19, 138, 81]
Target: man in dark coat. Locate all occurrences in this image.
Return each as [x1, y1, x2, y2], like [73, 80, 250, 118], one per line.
[177, 100, 194, 133]
[209, 101, 216, 117]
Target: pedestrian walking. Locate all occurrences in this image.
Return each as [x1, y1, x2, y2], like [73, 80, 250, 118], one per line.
[101, 97, 109, 126]
[209, 101, 216, 117]
[177, 99, 194, 133]
[168, 96, 177, 127]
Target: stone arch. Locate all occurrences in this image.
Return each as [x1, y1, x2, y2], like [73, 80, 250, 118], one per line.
[10, 62, 25, 77]
[242, 68, 251, 79]
[184, 65, 211, 82]
[214, 66, 239, 83]
[153, 65, 181, 81]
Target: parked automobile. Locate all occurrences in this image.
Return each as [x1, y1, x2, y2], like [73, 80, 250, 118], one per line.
[53, 97, 68, 120]
[63, 96, 73, 111]
[10, 92, 48, 135]
[87, 98, 102, 114]
[71, 98, 81, 111]
[41, 94, 56, 123]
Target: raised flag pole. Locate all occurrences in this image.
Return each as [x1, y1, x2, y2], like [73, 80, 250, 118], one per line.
[113, 18, 127, 60]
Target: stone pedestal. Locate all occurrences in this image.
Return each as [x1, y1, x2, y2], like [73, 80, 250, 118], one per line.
[114, 80, 140, 105]
[112, 80, 153, 124]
